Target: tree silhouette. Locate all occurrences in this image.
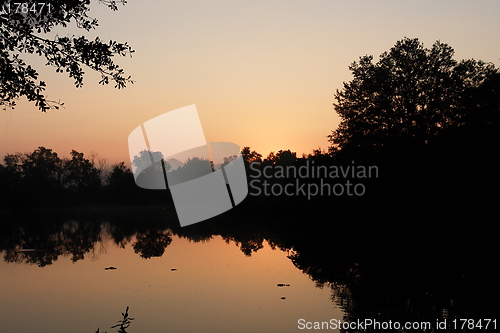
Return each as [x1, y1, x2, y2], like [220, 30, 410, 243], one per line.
[131, 150, 166, 175]
[166, 156, 212, 186]
[0, 0, 134, 112]
[106, 161, 135, 197]
[328, 37, 500, 151]
[240, 147, 262, 165]
[263, 149, 297, 166]
[132, 230, 173, 259]
[18, 146, 64, 200]
[63, 150, 102, 190]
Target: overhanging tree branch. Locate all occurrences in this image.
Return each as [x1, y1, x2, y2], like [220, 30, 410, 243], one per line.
[0, 0, 134, 112]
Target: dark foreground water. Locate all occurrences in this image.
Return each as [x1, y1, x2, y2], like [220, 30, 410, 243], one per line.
[0, 213, 497, 333]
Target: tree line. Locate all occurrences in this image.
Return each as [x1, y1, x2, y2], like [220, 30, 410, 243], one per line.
[0, 146, 154, 208]
[0, 145, 322, 209]
[0, 145, 302, 209]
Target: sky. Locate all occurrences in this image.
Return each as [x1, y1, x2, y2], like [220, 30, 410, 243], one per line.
[1, 0, 500, 166]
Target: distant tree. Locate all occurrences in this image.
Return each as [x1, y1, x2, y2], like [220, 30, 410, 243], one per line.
[21, 146, 63, 184]
[262, 151, 277, 166]
[131, 150, 169, 189]
[89, 151, 108, 180]
[164, 157, 183, 171]
[328, 37, 500, 151]
[167, 156, 211, 185]
[0, 147, 64, 204]
[107, 161, 133, 191]
[304, 147, 330, 159]
[240, 147, 262, 164]
[263, 149, 297, 166]
[131, 150, 166, 176]
[3, 152, 25, 176]
[0, 0, 134, 112]
[219, 154, 236, 167]
[62, 150, 102, 190]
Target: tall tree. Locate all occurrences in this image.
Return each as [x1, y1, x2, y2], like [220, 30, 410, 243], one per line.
[328, 38, 499, 151]
[0, 0, 134, 112]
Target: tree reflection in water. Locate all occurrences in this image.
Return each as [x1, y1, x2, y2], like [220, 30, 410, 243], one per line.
[133, 229, 172, 259]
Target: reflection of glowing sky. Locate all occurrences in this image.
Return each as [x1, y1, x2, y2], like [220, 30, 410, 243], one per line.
[1, 0, 499, 165]
[0, 235, 343, 333]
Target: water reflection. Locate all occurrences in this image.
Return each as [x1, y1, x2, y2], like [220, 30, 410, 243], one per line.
[0, 214, 497, 333]
[0, 215, 340, 333]
[2, 219, 105, 266]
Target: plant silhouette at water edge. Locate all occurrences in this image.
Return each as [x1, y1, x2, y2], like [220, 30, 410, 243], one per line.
[96, 306, 134, 333]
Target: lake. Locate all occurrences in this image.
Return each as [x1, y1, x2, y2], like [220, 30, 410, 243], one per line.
[0, 212, 497, 332]
[0, 217, 344, 333]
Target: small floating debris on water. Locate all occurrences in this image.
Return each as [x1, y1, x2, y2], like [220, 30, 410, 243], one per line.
[171, 268, 177, 271]
[280, 297, 286, 300]
[105, 267, 117, 270]
[277, 283, 290, 287]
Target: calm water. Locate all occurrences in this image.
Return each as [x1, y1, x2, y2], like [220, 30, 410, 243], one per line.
[0, 218, 343, 333]
[0, 215, 496, 333]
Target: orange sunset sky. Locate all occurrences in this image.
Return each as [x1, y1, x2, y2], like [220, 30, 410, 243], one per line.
[1, 0, 500, 166]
